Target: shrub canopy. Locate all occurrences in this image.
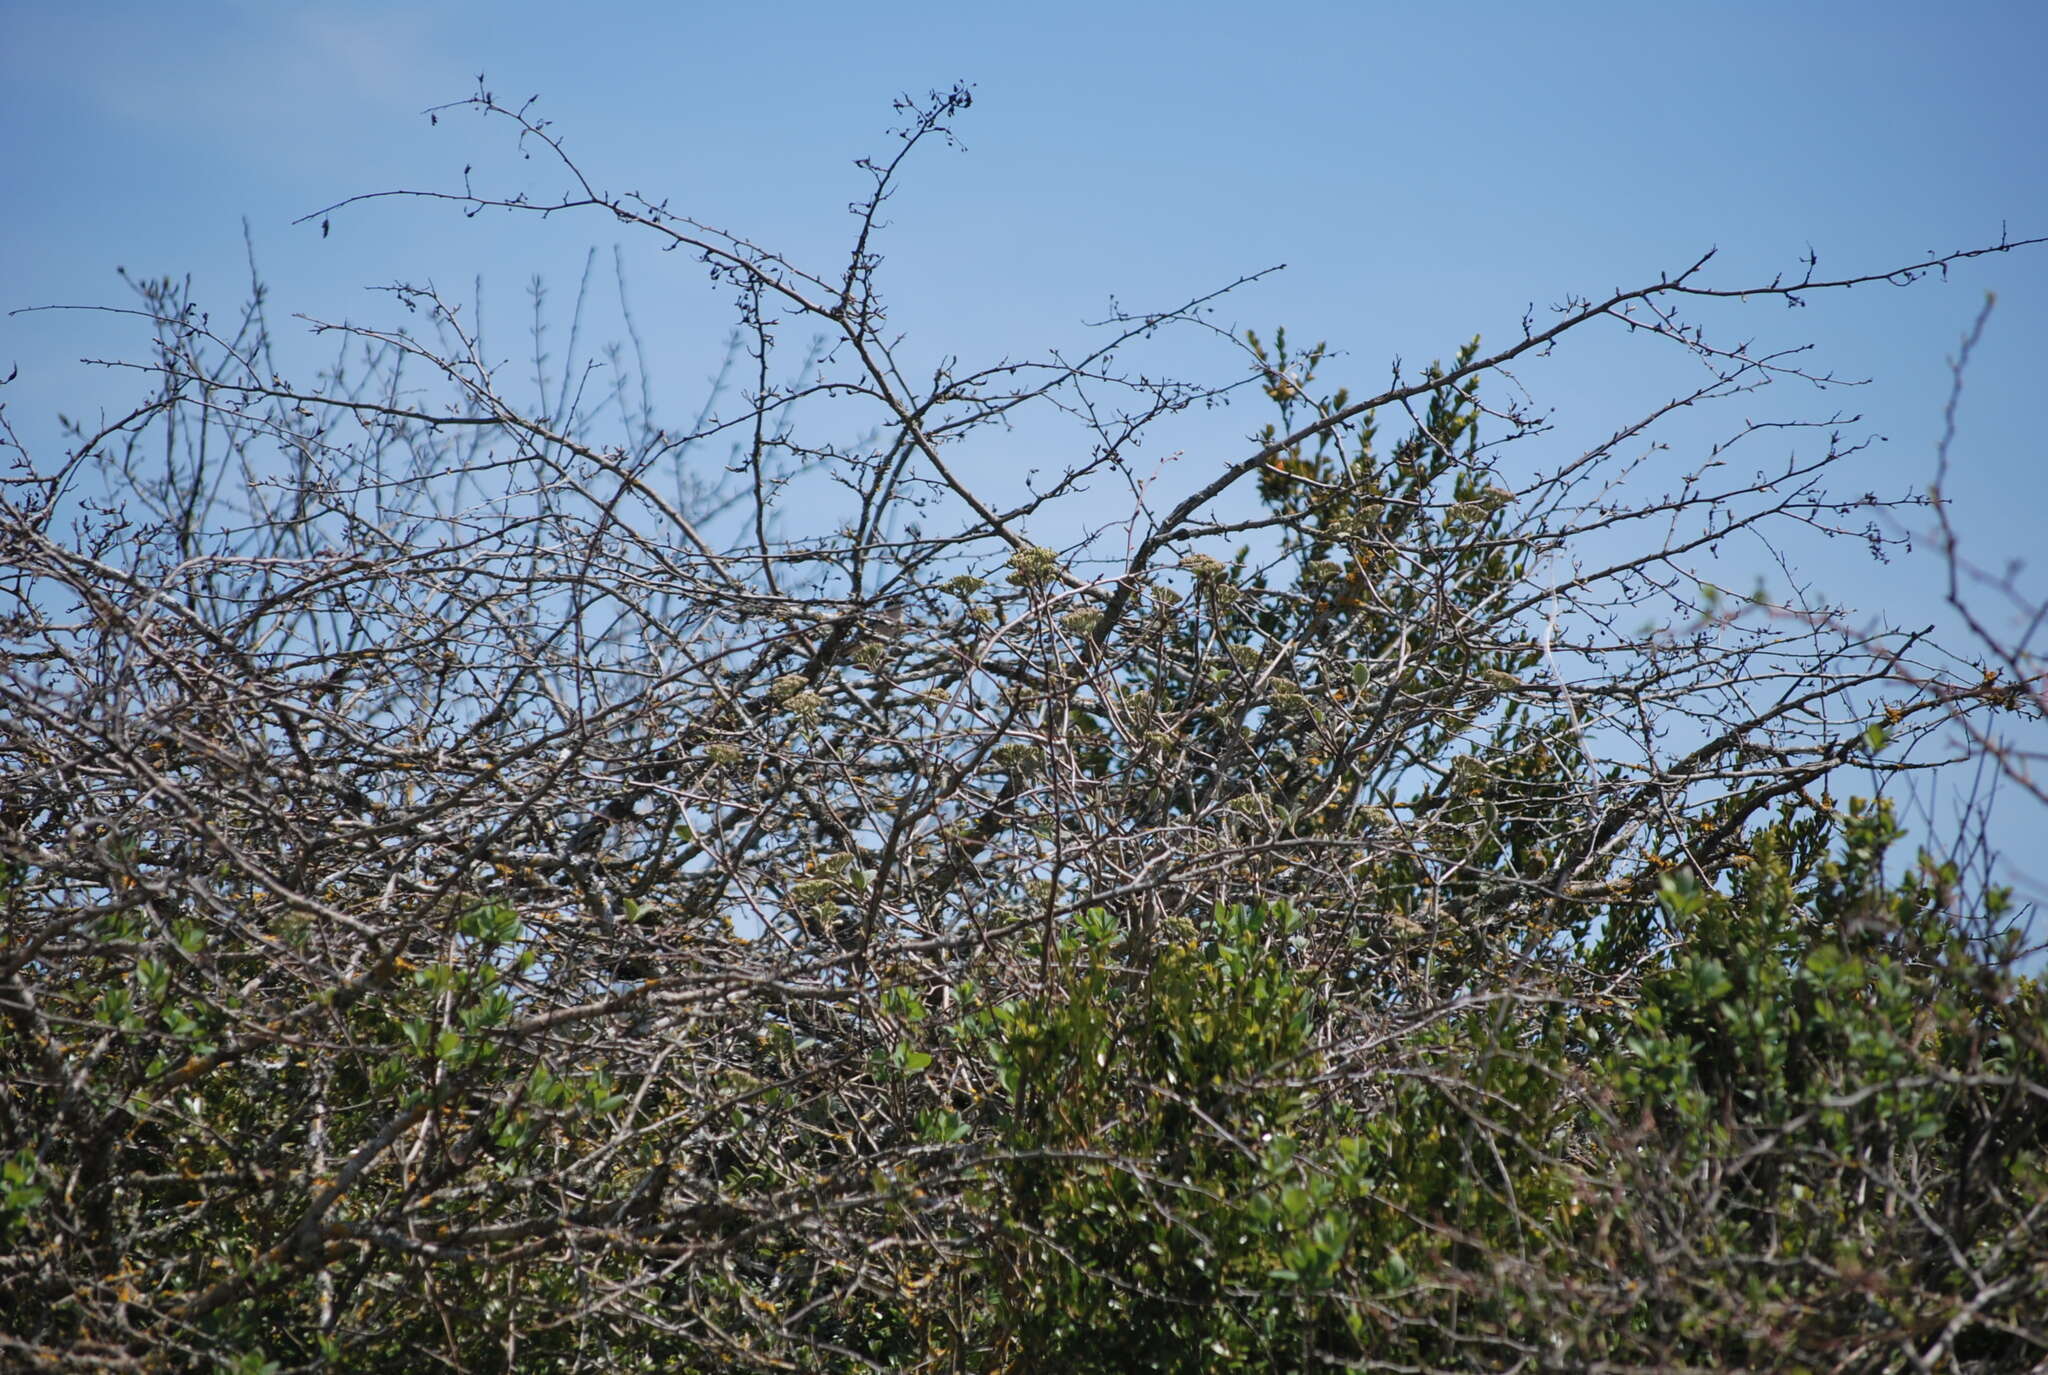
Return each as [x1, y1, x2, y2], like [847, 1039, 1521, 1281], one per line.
[2, 87, 2044, 1372]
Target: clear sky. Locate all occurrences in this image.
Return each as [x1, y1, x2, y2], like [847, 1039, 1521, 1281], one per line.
[5, 0, 2046, 884]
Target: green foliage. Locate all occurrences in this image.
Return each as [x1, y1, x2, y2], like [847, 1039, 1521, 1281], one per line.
[1574, 801, 2048, 1368]
[970, 903, 1335, 1371]
[944, 818, 2046, 1372]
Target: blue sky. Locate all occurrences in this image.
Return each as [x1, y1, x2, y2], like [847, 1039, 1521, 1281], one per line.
[5, 0, 2045, 881]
